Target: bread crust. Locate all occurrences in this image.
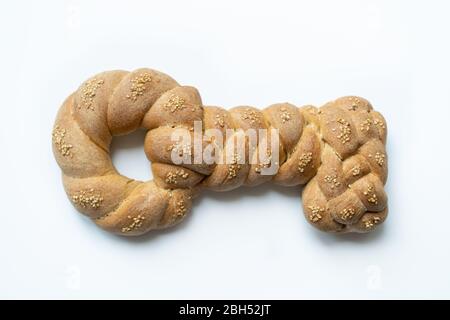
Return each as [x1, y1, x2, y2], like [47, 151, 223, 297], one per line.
[52, 69, 388, 236]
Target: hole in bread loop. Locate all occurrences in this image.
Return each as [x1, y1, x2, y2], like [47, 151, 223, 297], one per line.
[110, 128, 153, 181]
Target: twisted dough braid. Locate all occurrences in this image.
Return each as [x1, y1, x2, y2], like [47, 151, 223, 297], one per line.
[52, 68, 388, 236]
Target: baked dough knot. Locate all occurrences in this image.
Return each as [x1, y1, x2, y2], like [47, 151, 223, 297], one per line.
[52, 68, 388, 236]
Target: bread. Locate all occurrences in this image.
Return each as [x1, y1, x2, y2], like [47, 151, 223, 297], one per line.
[52, 68, 388, 236]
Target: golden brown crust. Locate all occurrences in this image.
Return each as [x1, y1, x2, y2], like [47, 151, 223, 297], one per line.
[53, 69, 388, 236]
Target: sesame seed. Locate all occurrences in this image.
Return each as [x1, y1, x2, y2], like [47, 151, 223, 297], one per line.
[324, 171, 341, 189]
[363, 185, 378, 205]
[175, 200, 187, 217]
[165, 169, 190, 184]
[351, 165, 361, 176]
[360, 118, 372, 132]
[336, 118, 352, 144]
[241, 108, 260, 124]
[121, 214, 146, 233]
[364, 216, 381, 229]
[374, 152, 385, 167]
[164, 94, 186, 113]
[347, 97, 360, 111]
[255, 149, 272, 174]
[125, 73, 152, 102]
[373, 118, 385, 129]
[308, 206, 324, 223]
[298, 152, 313, 173]
[52, 126, 73, 157]
[71, 189, 103, 209]
[340, 208, 356, 221]
[79, 78, 104, 111]
[280, 107, 292, 123]
[170, 141, 192, 157]
[214, 113, 226, 128]
[226, 153, 242, 180]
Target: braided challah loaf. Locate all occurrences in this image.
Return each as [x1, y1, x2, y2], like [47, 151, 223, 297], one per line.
[52, 68, 388, 236]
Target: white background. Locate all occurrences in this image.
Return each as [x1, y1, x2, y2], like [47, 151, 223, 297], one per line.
[1, 0, 450, 299]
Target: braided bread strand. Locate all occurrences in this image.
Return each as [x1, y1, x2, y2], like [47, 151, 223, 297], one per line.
[52, 68, 388, 236]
